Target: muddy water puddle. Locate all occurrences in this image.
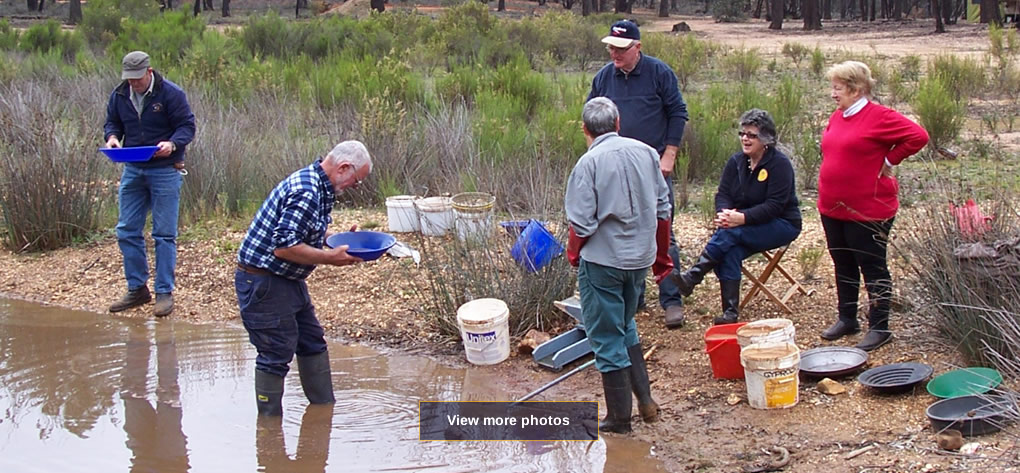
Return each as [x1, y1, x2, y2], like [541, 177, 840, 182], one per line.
[0, 298, 664, 472]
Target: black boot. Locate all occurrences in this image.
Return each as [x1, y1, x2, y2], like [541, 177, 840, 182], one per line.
[627, 344, 658, 423]
[599, 368, 633, 434]
[668, 252, 717, 297]
[255, 370, 285, 416]
[109, 286, 152, 313]
[297, 351, 336, 404]
[714, 280, 741, 325]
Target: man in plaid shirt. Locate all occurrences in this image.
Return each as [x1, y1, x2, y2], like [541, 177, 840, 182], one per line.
[235, 140, 372, 416]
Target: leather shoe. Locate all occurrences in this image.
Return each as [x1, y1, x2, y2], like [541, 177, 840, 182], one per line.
[154, 293, 174, 317]
[820, 319, 860, 340]
[109, 286, 151, 313]
[664, 305, 685, 329]
[855, 330, 893, 352]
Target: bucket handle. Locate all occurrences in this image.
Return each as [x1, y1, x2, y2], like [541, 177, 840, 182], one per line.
[705, 340, 735, 354]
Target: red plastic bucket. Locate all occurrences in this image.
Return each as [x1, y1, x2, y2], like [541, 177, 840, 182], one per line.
[705, 322, 748, 379]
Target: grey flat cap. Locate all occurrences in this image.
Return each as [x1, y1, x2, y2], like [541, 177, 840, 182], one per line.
[121, 51, 150, 80]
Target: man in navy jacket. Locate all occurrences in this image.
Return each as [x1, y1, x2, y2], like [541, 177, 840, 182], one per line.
[104, 50, 195, 317]
[588, 20, 689, 329]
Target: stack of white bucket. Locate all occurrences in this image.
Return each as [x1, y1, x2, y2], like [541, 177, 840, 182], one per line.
[736, 318, 800, 409]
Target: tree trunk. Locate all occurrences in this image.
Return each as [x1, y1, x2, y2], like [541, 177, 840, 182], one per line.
[583, 0, 592, 15]
[193, 0, 200, 16]
[659, 0, 669, 16]
[891, 0, 901, 19]
[69, 0, 82, 23]
[753, 0, 764, 18]
[600, 0, 609, 12]
[38, 0, 44, 11]
[371, 0, 385, 11]
[803, 0, 823, 28]
[222, 0, 230, 16]
[614, 0, 627, 12]
[822, 0, 832, 18]
[980, 0, 1001, 24]
[770, 0, 785, 28]
[27, 0, 37, 10]
[941, 0, 953, 23]
[933, 0, 945, 31]
[869, 0, 876, 19]
[204, 0, 213, 10]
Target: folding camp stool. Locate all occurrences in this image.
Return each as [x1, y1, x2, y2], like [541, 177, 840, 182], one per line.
[739, 245, 815, 314]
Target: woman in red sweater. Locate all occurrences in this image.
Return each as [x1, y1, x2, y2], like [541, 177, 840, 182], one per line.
[818, 61, 929, 352]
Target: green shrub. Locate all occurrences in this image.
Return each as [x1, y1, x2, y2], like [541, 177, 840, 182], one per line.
[0, 19, 18, 51]
[796, 246, 824, 281]
[18, 20, 84, 62]
[900, 55, 922, 81]
[781, 42, 810, 67]
[913, 76, 965, 152]
[723, 47, 762, 82]
[644, 32, 715, 91]
[929, 54, 986, 101]
[80, 0, 159, 47]
[810, 45, 825, 76]
[887, 69, 916, 104]
[771, 74, 804, 136]
[108, 10, 206, 69]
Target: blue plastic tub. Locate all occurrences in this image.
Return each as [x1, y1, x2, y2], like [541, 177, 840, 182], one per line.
[99, 146, 159, 163]
[510, 220, 564, 272]
[325, 231, 397, 261]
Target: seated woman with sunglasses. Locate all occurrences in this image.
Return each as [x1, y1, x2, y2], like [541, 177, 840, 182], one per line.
[667, 109, 801, 325]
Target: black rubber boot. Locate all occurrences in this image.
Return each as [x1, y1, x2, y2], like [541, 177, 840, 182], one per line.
[627, 344, 659, 423]
[599, 368, 633, 434]
[297, 351, 336, 404]
[255, 370, 285, 416]
[109, 286, 152, 313]
[714, 280, 741, 325]
[669, 252, 718, 297]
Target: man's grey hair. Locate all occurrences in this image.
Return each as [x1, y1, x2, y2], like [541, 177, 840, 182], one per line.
[325, 140, 372, 172]
[739, 108, 778, 146]
[582, 97, 619, 137]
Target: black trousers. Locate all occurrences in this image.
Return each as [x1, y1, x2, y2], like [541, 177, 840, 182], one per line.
[820, 215, 895, 331]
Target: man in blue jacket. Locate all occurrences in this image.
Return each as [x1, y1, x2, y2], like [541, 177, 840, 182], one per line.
[588, 20, 689, 329]
[104, 51, 196, 317]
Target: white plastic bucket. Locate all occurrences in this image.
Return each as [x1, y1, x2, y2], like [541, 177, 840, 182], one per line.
[415, 197, 454, 237]
[386, 195, 420, 233]
[456, 298, 511, 366]
[741, 342, 800, 409]
[736, 318, 796, 349]
[452, 192, 495, 242]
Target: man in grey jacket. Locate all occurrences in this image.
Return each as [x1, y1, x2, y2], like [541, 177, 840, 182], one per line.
[565, 97, 673, 434]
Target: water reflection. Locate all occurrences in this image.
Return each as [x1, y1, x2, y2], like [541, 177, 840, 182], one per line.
[256, 404, 331, 473]
[122, 322, 190, 472]
[0, 298, 664, 473]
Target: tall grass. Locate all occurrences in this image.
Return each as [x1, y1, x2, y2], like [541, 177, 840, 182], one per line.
[412, 226, 576, 340]
[0, 78, 114, 251]
[897, 194, 1020, 366]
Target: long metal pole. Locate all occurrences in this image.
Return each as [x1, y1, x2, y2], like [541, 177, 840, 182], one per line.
[512, 359, 596, 405]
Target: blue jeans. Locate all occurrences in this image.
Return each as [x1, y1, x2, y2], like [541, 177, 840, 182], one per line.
[234, 270, 327, 377]
[578, 260, 644, 373]
[703, 218, 801, 281]
[638, 174, 684, 309]
[116, 165, 182, 294]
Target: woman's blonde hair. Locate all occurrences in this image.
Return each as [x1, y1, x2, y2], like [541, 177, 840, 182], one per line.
[825, 61, 877, 98]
